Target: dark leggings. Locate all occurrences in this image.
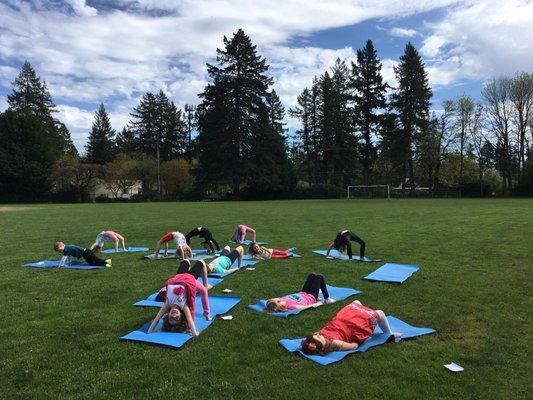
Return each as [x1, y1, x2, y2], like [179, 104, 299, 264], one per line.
[301, 273, 330, 300]
[82, 249, 106, 266]
[176, 260, 204, 279]
[338, 231, 365, 259]
[185, 228, 220, 252]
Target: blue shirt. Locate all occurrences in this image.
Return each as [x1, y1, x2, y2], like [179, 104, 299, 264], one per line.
[63, 245, 84, 258]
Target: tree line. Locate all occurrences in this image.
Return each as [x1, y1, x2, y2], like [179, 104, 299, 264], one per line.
[1, 29, 532, 201]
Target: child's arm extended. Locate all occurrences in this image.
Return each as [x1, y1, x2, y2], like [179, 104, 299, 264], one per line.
[147, 301, 170, 334]
[58, 255, 70, 267]
[329, 339, 358, 352]
[195, 281, 211, 320]
[293, 302, 322, 310]
[183, 305, 199, 336]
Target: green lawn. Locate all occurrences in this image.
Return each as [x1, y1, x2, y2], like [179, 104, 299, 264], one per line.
[1, 199, 532, 399]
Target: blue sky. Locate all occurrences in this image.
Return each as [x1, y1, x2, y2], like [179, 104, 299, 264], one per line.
[0, 0, 532, 151]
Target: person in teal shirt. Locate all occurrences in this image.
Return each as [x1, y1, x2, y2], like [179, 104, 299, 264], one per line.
[54, 242, 111, 267]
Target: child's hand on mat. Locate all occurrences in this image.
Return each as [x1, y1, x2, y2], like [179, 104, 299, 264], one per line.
[191, 329, 200, 337]
[205, 315, 212, 321]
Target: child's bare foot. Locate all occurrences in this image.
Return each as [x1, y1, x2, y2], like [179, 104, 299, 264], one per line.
[325, 297, 336, 304]
[393, 332, 403, 338]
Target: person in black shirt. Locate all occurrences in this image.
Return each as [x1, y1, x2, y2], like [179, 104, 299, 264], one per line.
[184, 227, 220, 253]
[326, 230, 365, 260]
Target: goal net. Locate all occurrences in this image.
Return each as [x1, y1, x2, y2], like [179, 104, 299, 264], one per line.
[347, 185, 390, 199]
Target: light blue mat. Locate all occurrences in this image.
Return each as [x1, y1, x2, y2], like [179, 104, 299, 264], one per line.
[143, 249, 216, 260]
[279, 316, 435, 365]
[121, 296, 241, 349]
[23, 260, 104, 270]
[134, 277, 224, 307]
[313, 249, 381, 262]
[248, 285, 361, 317]
[231, 240, 267, 245]
[363, 263, 420, 283]
[102, 246, 149, 254]
[208, 259, 259, 278]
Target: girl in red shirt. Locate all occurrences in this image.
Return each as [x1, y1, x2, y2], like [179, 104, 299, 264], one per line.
[300, 301, 402, 354]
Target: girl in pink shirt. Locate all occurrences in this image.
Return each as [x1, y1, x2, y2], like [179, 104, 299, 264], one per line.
[264, 273, 336, 313]
[90, 230, 126, 253]
[230, 224, 256, 243]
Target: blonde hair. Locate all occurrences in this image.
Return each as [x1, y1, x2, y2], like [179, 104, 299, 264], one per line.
[265, 299, 286, 313]
[53, 242, 63, 251]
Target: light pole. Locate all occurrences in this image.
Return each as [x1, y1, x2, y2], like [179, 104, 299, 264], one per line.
[184, 104, 196, 160]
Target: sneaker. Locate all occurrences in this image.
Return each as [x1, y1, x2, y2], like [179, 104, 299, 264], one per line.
[105, 263, 112, 268]
[105, 259, 112, 265]
[325, 298, 336, 305]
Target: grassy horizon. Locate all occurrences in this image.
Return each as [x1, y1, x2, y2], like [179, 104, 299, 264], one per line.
[1, 199, 531, 399]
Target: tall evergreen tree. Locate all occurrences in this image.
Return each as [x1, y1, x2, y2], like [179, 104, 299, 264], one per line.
[390, 42, 432, 193]
[85, 103, 116, 164]
[0, 62, 68, 199]
[7, 61, 56, 116]
[349, 40, 387, 184]
[196, 29, 288, 195]
[115, 126, 139, 155]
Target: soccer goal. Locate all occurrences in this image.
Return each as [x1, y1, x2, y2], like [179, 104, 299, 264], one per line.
[347, 185, 390, 199]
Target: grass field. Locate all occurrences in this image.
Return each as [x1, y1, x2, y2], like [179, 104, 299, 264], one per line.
[1, 199, 532, 400]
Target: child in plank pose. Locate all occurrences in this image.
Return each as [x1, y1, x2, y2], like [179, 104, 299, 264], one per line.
[90, 230, 126, 253]
[154, 259, 213, 302]
[264, 273, 335, 312]
[248, 242, 295, 260]
[300, 301, 402, 355]
[230, 224, 256, 244]
[53, 242, 111, 268]
[326, 230, 366, 260]
[195, 245, 244, 275]
[185, 227, 220, 253]
[154, 231, 192, 260]
[148, 271, 211, 336]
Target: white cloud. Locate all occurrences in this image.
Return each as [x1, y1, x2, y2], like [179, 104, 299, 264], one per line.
[0, 0, 530, 148]
[422, 0, 533, 86]
[389, 27, 419, 37]
[64, 0, 97, 16]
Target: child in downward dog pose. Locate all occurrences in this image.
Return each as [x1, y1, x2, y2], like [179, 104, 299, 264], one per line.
[230, 224, 256, 244]
[90, 230, 126, 253]
[185, 227, 220, 253]
[154, 231, 192, 260]
[147, 270, 211, 336]
[300, 301, 402, 355]
[53, 242, 111, 268]
[248, 242, 295, 260]
[326, 230, 366, 260]
[264, 273, 335, 312]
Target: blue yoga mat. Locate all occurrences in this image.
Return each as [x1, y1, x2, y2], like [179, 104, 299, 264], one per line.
[102, 246, 149, 254]
[363, 263, 420, 283]
[313, 249, 381, 262]
[231, 240, 267, 245]
[279, 316, 435, 365]
[134, 277, 224, 307]
[248, 285, 361, 317]
[208, 259, 259, 278]
[121, 296, 240, 349]
[143, 249, 217, 260]
[23, 260, 104, 270]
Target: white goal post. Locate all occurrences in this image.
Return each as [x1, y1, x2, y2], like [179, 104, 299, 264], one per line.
[347, 185, 390, 199]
